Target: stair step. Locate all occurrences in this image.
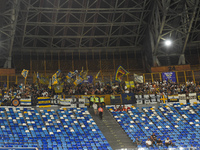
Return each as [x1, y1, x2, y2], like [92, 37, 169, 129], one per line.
[88, 108, 136, 149]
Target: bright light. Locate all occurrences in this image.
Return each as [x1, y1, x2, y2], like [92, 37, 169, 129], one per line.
[179, 147, 184, 150]
[138, 148, 145, 150]
[165, 39, 172, 46]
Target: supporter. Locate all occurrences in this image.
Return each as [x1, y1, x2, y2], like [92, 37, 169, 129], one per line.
[135, 138, 142, 146]
[93, 103, 98, 115]
[122, 105, 127, 112]
[98, 106, 103, 120]
[118, 105, 123, 111]
[165, 137, 173, 147]
[157, 138, 163, 146]
[146, 138, 153, 147]
[2, 79, 199, 106]
[150, 133, 157, 144]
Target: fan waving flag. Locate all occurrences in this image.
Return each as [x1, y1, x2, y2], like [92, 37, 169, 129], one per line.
[52, 73, 58, 85]
[52, 70, 61, 85]
[115, 66, 129, 82]
[21, 69, 29, 78]
[95, 70, 101, 79]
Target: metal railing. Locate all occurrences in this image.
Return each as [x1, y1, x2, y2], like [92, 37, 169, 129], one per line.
[0, 69, 200, 89]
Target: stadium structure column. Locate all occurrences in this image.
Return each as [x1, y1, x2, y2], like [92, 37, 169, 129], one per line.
[0, 0, 20, 68]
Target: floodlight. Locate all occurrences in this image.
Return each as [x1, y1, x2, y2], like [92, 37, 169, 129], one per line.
[165, 39, 172, 46]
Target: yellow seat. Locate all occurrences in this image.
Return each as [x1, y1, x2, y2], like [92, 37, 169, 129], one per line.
[194, 102, 198, 105]
[180, 103, 183, 105]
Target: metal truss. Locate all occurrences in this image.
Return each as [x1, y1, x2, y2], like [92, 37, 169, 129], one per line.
[13, 0, 151, 53]
[149, 0, 200, 66]
[0, 0, 20, 68]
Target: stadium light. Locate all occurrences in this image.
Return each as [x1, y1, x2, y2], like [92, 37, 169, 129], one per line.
[165, 39, 172, 47]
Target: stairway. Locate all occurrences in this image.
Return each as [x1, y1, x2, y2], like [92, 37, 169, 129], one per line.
[88, 108, 136, 150]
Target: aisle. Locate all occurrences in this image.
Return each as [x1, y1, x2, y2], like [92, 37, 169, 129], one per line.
[88, 108, 136, 150]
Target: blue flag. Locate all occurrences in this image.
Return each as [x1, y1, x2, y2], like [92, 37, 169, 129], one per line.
[121, 93, 136, 104]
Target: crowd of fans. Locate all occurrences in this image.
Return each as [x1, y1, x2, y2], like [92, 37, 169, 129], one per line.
[0, 79, 199, 102]
[135, 133, 174, 148]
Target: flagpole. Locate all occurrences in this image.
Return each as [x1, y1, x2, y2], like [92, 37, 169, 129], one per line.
[25, 77, 27, 85]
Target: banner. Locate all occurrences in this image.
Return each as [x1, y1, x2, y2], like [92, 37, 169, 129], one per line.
[156, 94, 161, 102]
[125, 81, 135, 88]
[197, 94, 200, 101]
[143, 94, 150, 104]
[71, 98, 85, 108]
[162, 72, 176, 83]
[59, 98, 71, 106]
[135, 95, 143, 104]
[178, 94, 187, 104]
[149, 94, 157, 104]
[121, 93, 136, 104]
[189, 93, 197, 103]
[20, 98, 31, 106]
[168, 95, 179, 102]
[83, 75, 93, 83]
[110, 95, 121, 105]
[12, 99, 20, 107]
[134, 74, 143, 83]
[37, 97, 51, 108]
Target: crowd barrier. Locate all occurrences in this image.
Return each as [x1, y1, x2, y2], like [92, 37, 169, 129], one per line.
[3, 92, 200, 107]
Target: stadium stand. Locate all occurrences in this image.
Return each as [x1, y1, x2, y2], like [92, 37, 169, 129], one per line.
[0, 107, 111, 150]
[108, 103, 200, 149]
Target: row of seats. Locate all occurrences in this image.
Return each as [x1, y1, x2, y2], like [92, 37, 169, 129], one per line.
[0, 107, 111, 150]
[108, 103, 200, 149]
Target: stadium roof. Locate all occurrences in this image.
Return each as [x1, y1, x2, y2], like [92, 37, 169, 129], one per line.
[0, 0, 200, 67]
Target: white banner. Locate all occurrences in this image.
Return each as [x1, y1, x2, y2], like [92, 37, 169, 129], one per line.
[189, 93, 197, 103]
[156, 95, 161, 102]
[168, 95, 179, 102]
[79, 98, 85, 107]
[144, 100, 150, 104]
[178, 94, 187, 104]
[143, 95, 149, 100]
[59, 98, 71, 106]
[136, 100, 143, 104]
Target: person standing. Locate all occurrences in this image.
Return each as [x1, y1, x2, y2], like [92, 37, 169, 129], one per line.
[95, 96, 99, 105]
[90, 96, 94, 107]
[100, 96, 105, 107]
[93, 103, 98, 115]
[98, 106, 103, 120]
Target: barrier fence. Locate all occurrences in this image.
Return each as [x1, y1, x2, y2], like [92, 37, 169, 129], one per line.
[7, 92, 200, 107]
[0, 70, 200, 88]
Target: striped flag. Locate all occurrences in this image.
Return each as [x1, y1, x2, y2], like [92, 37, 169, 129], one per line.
[37, 97, 51, 108]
